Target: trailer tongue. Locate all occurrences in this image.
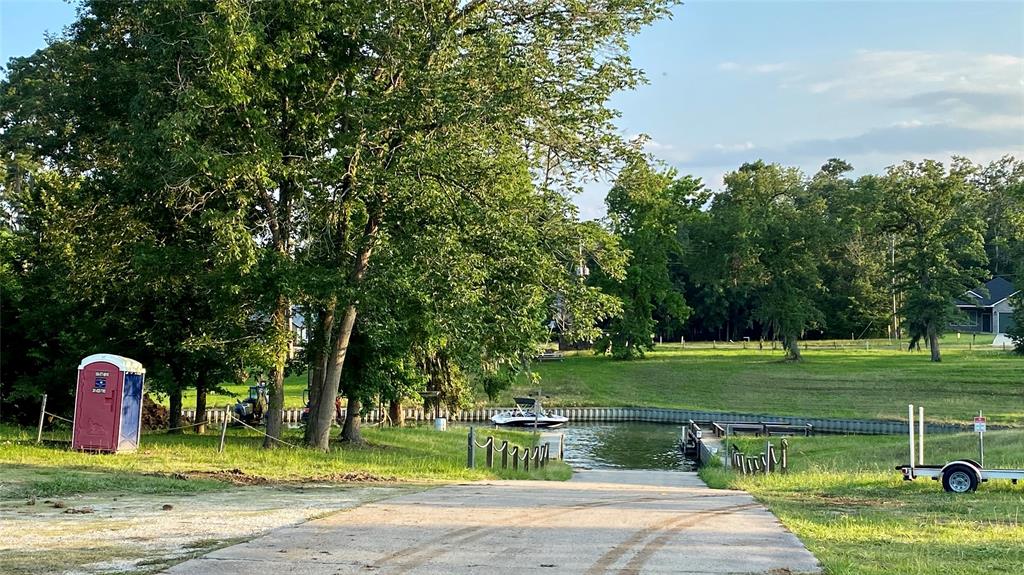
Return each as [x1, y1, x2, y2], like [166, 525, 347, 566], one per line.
[898, 404, 1023, 493]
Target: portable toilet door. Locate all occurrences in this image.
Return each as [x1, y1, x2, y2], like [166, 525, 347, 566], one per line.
[72, 354, 145, 453]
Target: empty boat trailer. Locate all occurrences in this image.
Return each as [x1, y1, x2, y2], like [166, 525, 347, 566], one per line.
[898, 404, 1023, 493]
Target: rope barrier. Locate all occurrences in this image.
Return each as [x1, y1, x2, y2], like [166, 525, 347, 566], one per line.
[42, 411, 74, 424]
[229, 415, 303, 449]
[163, 420, 210, 432]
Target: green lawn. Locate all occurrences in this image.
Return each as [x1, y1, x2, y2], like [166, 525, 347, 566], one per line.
[0, 424, 569, 500]
[163, 370, 311, 410]
[498, 342, 1024, 426]
[161, 337, 1023, 427]
[700, 430, 1024, 575]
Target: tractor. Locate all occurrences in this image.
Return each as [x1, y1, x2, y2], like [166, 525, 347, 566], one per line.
[233, 384, 268, 425]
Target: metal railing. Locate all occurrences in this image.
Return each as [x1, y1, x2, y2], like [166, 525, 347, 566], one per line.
[729, 438, 788, 475]
[466, 427, 550, 471]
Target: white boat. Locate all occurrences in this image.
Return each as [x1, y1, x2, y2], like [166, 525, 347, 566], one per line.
[490, 397, 568, 428]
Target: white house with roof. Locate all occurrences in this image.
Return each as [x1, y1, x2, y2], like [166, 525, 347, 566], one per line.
[952, 277, 1018, 335]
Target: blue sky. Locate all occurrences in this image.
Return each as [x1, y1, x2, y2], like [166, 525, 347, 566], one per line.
[3, 0, 1023, 219]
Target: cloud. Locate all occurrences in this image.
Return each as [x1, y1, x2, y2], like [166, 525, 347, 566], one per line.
[893, 90, 1024, 117]
[718, 61, 789, 74]
[800, 50, 1023, 101]
[677, 122, 1024, 168]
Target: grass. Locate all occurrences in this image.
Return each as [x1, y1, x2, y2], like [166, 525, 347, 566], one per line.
[497, 340, 1024, 426]
[700, 430, 1024, 575]
[0, 423, 570, 500]
[159, 370, 311, 410]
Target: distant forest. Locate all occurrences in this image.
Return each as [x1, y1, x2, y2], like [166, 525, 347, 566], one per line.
[592, 155, 1022, 360]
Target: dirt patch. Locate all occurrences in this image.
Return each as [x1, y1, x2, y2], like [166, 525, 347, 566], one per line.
[0, 483, 415, 575]
[144, 468, 397, 485]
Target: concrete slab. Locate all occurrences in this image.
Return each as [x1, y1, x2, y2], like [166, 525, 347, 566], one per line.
[165, 470, 820, 575]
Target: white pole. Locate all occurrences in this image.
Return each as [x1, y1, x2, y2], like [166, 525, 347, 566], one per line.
[908, 404, 915, 475]
[918, 405, 924, 465]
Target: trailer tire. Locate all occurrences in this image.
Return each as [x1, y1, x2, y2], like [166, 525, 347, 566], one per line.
[942, 464, 979, 493]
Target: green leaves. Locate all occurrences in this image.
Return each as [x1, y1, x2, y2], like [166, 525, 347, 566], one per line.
[596, 157, 703, 360]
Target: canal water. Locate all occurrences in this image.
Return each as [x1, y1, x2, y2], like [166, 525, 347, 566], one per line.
[555, 422, 695, 471]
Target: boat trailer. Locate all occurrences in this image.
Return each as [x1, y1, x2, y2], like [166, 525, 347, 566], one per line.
[897, 404, 1023, 493]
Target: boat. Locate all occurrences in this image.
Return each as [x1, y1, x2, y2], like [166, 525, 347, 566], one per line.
[490, 397, 569, 428]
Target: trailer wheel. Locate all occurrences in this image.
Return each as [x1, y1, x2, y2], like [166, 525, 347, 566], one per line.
[942, 464, 979, 493]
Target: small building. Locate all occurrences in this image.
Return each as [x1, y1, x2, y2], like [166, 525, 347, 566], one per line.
[952, 277, 1018, 334]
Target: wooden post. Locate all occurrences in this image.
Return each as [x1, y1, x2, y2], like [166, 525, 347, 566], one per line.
[485, 436, 494, 468]
[512, 446, 519, 470]
[524, 448, 530, 472]
[37, 394, 48, 444]
[218, 408, 229, 453]
[467, 426, 476, 469]
[501, 440, 509, 469]
[559, 433, 565, 459]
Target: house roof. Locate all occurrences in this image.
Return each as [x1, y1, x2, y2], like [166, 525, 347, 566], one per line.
[955, 277, 1019, 308]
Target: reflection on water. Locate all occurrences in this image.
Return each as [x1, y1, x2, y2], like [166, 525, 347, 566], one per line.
[558, 422, 694, 471]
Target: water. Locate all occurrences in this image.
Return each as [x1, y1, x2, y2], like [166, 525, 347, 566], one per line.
[556, 422, 695, 471]
[452, 421, 695, 471]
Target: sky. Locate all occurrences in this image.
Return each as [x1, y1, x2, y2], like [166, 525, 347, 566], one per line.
[2, 0, 1023, 220]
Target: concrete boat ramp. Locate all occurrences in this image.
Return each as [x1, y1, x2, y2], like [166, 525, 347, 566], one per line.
[166, 469, 819, 575]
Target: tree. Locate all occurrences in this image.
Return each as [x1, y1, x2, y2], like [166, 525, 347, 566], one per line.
[0, 1, 263, 427]
[881, 159, 989, 362]
[703, 161, 826, 360]
[1009, 294, 1024, 354]
[596, 157, 704, 359]
[811, 160, 892, 340]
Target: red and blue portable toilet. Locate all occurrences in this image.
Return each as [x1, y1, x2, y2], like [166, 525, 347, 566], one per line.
[72, 354, 146, 453]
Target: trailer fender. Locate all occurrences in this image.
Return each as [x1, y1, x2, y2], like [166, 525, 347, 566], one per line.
[940, 460, 982, 493]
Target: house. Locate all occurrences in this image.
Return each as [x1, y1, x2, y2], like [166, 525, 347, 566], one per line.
[952, 277, 1018, 334]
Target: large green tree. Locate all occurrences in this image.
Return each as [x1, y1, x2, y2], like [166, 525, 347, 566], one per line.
[596, 157, 704, 359]
[881, 159, 989, 362]
[704, 161, 826, 360]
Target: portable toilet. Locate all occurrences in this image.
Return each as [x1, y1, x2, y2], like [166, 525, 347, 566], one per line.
[72, 354, 146, 453]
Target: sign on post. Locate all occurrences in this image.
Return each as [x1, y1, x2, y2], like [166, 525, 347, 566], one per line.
[975, 412, 986, 467]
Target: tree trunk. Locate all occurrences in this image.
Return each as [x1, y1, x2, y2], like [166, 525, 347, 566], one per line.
[168, 387, 183, 434]
[263, 294, 288, 449]
[304, 304, 335, 445]
[340, 395, 363, 443]
[308, 216, 380, 450]
[783, 333, 802, 361]
[389, 399, 403, 427]
[195, 374, 207, 435]
[928, 325, 941, 362]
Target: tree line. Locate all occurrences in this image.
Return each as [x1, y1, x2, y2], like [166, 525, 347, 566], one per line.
[0, 0, 669, 448]
[596, 156, 1024, 361]
[2, 2, 1021, 450]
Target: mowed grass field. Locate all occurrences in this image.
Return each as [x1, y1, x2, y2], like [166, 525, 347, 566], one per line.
[161, 336, 1023, 425]
[0, 424, 568, 501]
[499, 339, 1024, 426]
[701, 430, 1024, 575]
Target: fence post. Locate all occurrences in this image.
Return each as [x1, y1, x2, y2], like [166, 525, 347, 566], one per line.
[512, 446, 519, 470]
[37, 394, 48, 444]
[467, 426, 476, 469]
[501, 440, 509, 469]
[559, 433, 564, 459]
[218, 408, 229, 453]
[524, 448, 530, 472]
[485, 436, 494, 468]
